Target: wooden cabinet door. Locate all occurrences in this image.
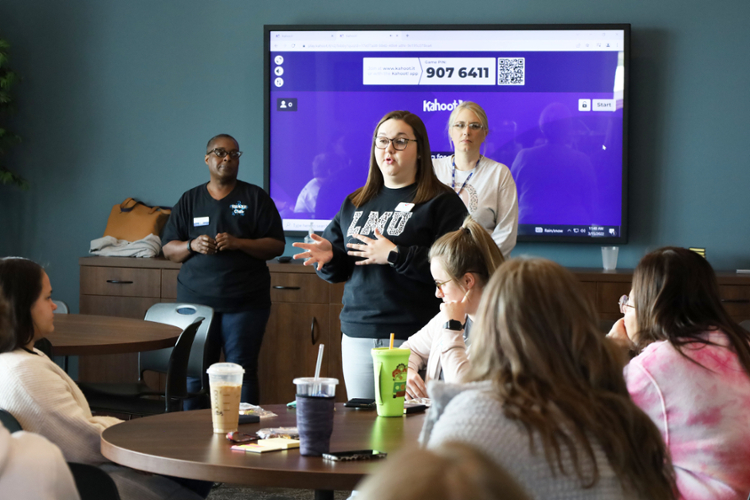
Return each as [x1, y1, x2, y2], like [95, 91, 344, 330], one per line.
[258, 303, 330, 404]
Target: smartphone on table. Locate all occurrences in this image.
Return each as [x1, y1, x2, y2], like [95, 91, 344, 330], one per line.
[322, 450, 387, 461]
[344, 398, 376, 409]
[403, 402, 427, 414]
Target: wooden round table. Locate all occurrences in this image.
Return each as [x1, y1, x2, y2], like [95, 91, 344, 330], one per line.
[50, 314, 182, 356]
[101, 404, 426, 498]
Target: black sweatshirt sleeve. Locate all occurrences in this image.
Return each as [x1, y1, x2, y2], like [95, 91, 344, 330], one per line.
[316, 202, 355, 283]
[390, 192, 468, 284]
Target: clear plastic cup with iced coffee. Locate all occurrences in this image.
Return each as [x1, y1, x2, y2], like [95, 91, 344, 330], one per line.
[207, 362, 244, 434]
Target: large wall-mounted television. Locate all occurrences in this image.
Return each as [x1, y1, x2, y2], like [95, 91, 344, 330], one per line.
[264, 24, 629, 244]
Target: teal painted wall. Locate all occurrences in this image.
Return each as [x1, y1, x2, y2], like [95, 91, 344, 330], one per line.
[1, 0, 749, 314]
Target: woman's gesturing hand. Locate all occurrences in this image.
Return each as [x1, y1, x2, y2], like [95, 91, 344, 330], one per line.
[292, 234, 334, 271]
[346, 228, 396, 266]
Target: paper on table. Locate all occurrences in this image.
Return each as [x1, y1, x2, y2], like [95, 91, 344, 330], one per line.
[231, 438, 300, 453]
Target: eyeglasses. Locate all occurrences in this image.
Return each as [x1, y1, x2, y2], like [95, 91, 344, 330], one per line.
[208, 148, 243, 159]
[374, 137, 418, 151]
[619, 295, 635, 314]
[452, 122, 484, 131]
[434, 278, 454, 292]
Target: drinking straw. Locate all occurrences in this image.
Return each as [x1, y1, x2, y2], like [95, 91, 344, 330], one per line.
[314, 344, 325, 380]
[389, 333, 395, 349]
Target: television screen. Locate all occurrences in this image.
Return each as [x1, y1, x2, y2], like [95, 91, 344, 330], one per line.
[265, 25, 629, 243]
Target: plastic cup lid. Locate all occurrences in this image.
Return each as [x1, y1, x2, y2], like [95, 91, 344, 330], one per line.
[206, 362, 245, 375]
[293, 377, 339, 385]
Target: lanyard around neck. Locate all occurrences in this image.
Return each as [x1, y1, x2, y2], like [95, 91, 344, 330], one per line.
[451, 156, 481, 195]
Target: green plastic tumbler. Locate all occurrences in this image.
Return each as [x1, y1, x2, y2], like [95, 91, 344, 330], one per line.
[371, 347, 411, 417]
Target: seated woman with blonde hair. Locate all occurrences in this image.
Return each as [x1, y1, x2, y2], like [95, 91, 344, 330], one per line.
[608, 247, 750, 500]
[422, 258, 677, 499]
[402, 216, 504, 399]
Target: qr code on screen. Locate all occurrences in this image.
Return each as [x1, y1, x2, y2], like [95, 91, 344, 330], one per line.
[497, 58, 525, 85]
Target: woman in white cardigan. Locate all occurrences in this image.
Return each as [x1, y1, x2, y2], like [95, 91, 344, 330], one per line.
[0, 257, 209, 500]
[402, 217, 504, 399]
[0, 286, 80, 500]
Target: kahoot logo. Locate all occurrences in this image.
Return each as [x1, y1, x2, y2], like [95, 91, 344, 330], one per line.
[423, 99, 464, 112]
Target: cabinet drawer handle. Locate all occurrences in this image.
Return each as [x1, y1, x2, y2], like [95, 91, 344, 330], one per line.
[106, 280, 133, 284]
[722, 298, 750, 304]
[310, 317, 317, 345]
[273, 286, 301, 290]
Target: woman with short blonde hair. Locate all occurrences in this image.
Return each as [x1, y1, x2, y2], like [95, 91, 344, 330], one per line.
[433, 101, 519, 257]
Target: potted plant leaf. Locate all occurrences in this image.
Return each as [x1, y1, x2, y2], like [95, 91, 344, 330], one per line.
[0, 36, 27, 190]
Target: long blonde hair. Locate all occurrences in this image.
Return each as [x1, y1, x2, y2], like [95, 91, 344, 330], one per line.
[468, 258, 676, 498]
[428, 216, 504, 288]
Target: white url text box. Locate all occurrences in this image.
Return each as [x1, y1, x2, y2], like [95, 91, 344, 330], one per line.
[363, 58, 422, 85]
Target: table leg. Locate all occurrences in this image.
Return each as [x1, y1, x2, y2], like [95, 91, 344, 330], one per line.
[314, 490, 334, 500]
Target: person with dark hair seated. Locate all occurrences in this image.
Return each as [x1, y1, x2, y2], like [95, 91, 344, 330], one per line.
[0, 257, 209, 500]
[607, 247, 750, 500]
[422, 258, 677, 499]
[0, 289, 80, 500]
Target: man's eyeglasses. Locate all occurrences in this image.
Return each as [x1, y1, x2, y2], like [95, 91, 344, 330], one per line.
[452, 122, 484, 131]
[619, 295, 635, 314]
[208, 148, 243, 159]
[374, 137, 418, 151]
[434, 278, 454, 292]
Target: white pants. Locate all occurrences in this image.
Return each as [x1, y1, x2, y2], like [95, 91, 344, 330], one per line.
[340, 334, 406, 400]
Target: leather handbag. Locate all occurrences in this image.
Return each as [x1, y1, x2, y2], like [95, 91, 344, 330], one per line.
[103, 198, 172, 242]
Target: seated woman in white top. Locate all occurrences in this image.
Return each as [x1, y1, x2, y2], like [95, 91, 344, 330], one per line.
[0, 291, 80, 500]
[432, 101, 519, 258]
[402, 216, 504, 399]
[422, 258, 677, 500]
[0, 257, 209, 500]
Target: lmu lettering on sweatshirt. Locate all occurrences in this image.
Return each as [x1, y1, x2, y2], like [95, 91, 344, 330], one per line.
[347, 211, 413, 237]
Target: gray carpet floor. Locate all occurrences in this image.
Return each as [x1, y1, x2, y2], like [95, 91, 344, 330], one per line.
[207, 484, 352, 500]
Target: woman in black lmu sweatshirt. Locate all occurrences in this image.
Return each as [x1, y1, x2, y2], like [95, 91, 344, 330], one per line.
[294, 110, 467, 399]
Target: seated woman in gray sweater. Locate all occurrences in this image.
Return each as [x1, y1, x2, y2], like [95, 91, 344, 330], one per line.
[421, 258, 677, 500]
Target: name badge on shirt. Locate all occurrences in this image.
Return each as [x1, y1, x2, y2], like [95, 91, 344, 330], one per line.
[395, 202, 415, 213]
[193, 216, 209, 227]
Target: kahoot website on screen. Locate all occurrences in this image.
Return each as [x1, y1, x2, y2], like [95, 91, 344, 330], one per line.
[268, 29, 625, 239]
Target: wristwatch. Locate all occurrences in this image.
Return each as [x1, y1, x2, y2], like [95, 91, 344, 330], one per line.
[443, 320, 464, 331]
[387, 247, 399, 267]
[187, 239, 196, 255]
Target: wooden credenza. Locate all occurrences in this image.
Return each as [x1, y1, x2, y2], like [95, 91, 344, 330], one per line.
[79, 257, 750, 404]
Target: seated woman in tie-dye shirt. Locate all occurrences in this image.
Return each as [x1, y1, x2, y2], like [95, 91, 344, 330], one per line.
[607, 247, 750, 500]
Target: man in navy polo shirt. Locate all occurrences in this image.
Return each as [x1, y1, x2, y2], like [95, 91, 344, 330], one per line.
[162, 134, 285, 406]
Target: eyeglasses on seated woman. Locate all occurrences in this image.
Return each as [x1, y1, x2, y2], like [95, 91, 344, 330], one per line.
[607, 246, 750, 500]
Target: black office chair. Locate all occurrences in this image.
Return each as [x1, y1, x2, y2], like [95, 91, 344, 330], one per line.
[79, 317, 203, 416]
[140, 304, 215, 404]
[68, 463, 121, 500]
[0, 409, 22, 433]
